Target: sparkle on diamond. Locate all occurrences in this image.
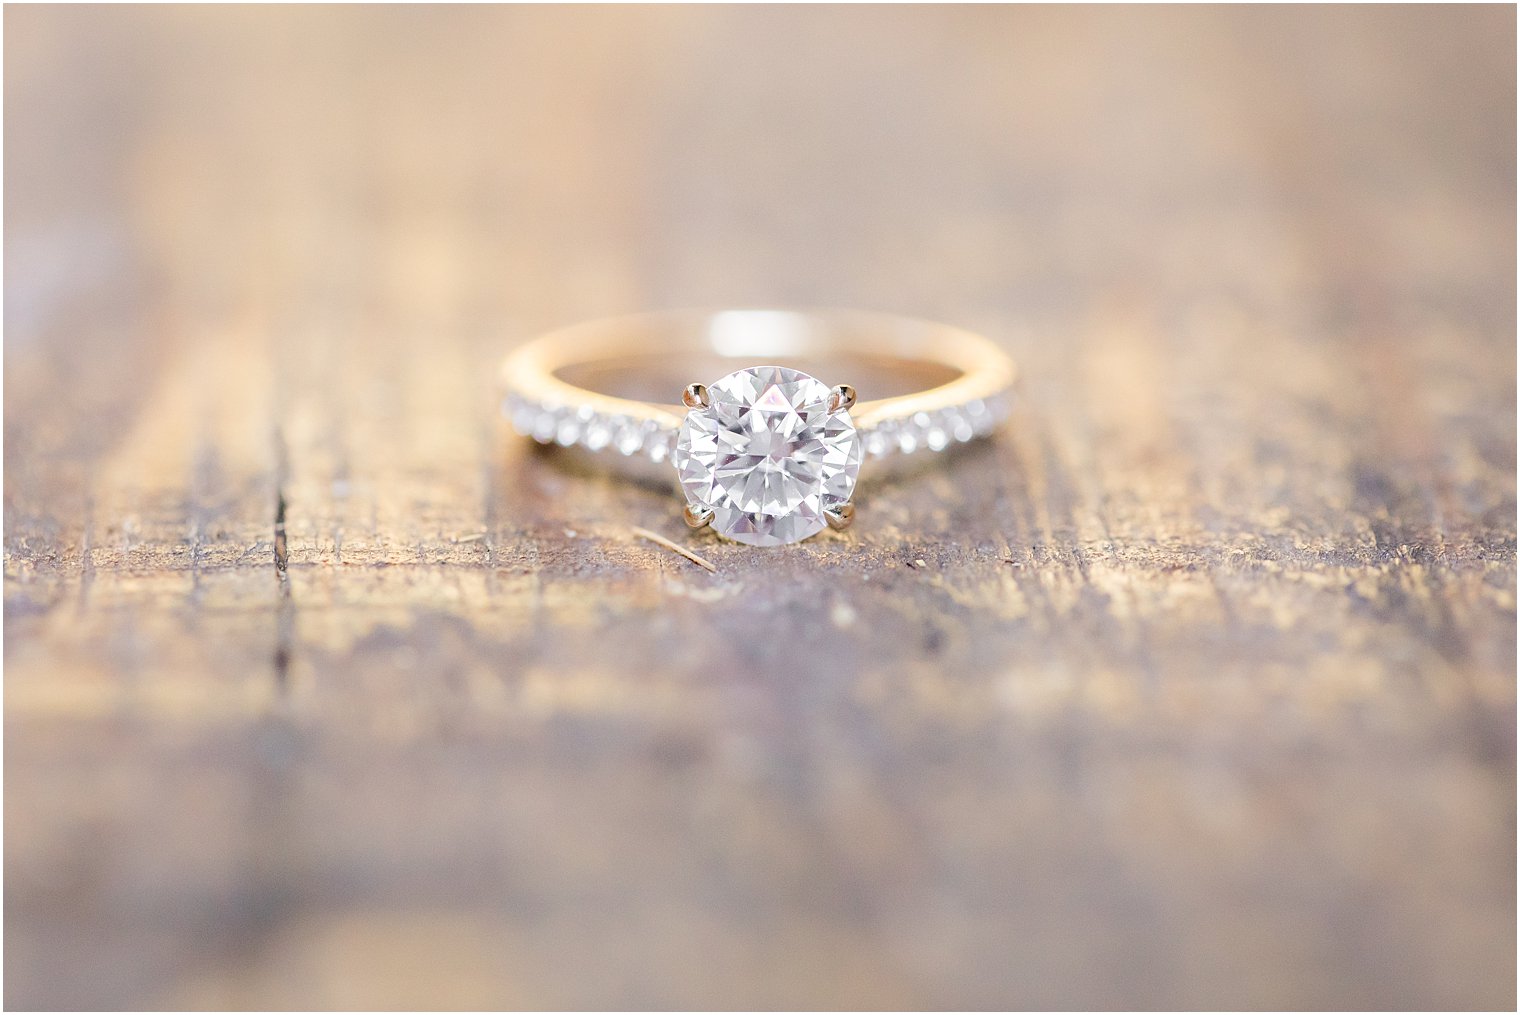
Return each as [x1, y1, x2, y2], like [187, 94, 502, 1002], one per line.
[673, 365, 862, 546]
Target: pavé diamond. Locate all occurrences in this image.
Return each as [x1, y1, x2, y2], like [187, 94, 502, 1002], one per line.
[673, 365, 862, 546]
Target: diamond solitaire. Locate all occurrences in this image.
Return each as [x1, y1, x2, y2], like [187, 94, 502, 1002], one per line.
[673, 366, 863, 546]
[501, 309, 1016, 549]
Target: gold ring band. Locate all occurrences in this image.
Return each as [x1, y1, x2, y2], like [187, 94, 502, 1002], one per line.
[501, 308, 1015, 463]
[500, 309, 1015, 545]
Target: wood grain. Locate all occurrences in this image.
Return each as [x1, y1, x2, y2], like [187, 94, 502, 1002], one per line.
[5, 6, 1515, 1009]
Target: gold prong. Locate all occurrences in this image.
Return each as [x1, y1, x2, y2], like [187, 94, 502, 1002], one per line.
[682, 383, 710, 409]
[824, 502, 855, 531]
[828, 384, 857, 413]
[684, 503, 714, 529]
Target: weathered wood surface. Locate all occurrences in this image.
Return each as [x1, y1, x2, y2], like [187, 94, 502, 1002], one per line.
[4, 6, 1515, 1010]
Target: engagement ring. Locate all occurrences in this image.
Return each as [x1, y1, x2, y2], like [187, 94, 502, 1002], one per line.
[502, 309, 1015, 546]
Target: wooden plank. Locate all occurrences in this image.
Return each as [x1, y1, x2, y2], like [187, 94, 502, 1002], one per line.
[5, 6, 1515, 1009]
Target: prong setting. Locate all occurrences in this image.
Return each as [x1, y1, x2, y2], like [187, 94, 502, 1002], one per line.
[824, 502, 855, 531]
[673, 366, 864, 546]
[684, 503, 714, 529]
[682, 383, 710, 409]
[828, 384, 857, 413]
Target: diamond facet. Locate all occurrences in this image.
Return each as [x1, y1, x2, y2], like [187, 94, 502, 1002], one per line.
[673, 366, 862, 546]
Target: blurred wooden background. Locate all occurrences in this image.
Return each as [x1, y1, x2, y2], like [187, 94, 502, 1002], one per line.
[5, 6, 1515, 1010]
